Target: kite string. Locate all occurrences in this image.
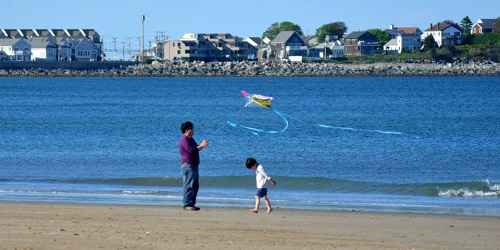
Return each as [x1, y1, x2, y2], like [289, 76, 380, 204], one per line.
[212, 106, 246, 135]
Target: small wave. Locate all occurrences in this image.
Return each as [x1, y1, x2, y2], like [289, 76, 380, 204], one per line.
[438, 189, 499, 197]
[2, 177, 498, 198]
[438, 182, 500, 197]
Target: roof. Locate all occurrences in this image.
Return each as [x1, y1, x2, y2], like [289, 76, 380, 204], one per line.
[313, 40, 343, 49]
[426, 22, 463, 32]
[384, 38, 398, 47]
[272, 31, 297, 44]
[248, 36, 262, 44]
[344, 31, 367, 39]
[30, 37, 56, 48]
[476, 19, 496, 29]
[396, 27, 421, 35]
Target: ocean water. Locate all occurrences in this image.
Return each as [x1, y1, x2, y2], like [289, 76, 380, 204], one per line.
[1, 76, 499, 216]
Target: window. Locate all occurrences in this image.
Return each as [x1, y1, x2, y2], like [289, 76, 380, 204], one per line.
[177, 50, 181, 54]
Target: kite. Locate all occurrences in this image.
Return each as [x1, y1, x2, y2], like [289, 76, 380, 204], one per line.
[226, 91, 289, 135]
[227, 90, 404, 136]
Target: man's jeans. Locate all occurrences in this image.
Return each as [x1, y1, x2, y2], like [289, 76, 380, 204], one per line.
[181, 163, 199, 207]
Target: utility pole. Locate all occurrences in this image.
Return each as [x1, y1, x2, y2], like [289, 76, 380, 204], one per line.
[141, 14, 145, 64]
[121, 41, 126, 60]
[112, 37, 117, 59]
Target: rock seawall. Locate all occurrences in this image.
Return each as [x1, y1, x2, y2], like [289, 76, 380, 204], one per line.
[0, 61, 498, 77]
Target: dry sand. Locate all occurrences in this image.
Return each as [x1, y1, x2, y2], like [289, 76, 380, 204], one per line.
[0, 203, 499, 250]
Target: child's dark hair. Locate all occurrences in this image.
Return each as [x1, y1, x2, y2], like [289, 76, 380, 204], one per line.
[245, 157, 258, 169]
[180, 121, 193, 133]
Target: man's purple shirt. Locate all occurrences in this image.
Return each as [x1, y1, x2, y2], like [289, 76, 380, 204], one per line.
[178, 135, 200, 166]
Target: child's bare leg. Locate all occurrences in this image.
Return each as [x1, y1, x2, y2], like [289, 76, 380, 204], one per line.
[250, 196, 259, 213]
[264, 195, 272, 214]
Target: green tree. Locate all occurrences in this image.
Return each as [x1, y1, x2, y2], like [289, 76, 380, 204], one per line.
[422, 35, 438, 50]
[472, 32, 500, 45]
[367, 29, 391, 45]
[262, 21, 303, 40]
[315, 22, 347, 42]
[460, 16, 473, 34]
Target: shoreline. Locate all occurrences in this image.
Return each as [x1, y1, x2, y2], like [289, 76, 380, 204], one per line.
[1, 202, 499, 249]
[0, 61, 499, 77]
[2, 200, 499, 219]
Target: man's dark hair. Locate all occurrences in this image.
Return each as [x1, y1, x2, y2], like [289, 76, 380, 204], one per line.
[245, 157, 258, 169]
[181, 121, 193, 133]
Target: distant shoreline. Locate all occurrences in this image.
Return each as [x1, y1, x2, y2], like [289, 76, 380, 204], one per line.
[0, 61, 498, 77]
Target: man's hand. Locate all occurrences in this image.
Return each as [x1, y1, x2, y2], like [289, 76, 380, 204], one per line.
[198, 139, 209, 150]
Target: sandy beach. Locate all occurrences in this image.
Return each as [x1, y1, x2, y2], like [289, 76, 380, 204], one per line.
[0, 203, 498, 250]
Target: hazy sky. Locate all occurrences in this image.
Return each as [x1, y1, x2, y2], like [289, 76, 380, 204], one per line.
[3, 0, 499, 45]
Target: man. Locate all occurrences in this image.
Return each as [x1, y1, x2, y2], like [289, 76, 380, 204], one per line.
[178, 121, 208, 211]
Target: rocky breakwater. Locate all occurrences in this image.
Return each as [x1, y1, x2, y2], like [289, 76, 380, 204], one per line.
[133, 61, 500, 76]
[0, 61, 498, 77]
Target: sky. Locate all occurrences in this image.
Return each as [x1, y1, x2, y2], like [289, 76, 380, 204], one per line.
[3, 0, 499, 48]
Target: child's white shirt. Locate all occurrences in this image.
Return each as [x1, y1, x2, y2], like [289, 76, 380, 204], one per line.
[255, 164, 271, 188]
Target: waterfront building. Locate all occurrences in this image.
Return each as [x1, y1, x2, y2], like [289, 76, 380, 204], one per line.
[0, 28, 103, 62]
[343, 31, 379, 57]
[384, 25, 422, 54]
[421, 22, 463, 47]
[471, 18, 497, 34]
[162, 33, 257, 62]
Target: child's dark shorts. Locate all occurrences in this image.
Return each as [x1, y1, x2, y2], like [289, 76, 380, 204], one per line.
[256, 188, 268, 198]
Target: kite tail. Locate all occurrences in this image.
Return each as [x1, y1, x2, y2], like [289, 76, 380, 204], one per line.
[280, 112, 405, 136]
[226, 108, 289, 136]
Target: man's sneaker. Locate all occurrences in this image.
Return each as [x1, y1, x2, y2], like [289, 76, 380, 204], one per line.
[184, 206, 200, 211]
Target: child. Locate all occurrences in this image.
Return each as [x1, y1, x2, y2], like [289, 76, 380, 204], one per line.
[245, 157, 277, 214]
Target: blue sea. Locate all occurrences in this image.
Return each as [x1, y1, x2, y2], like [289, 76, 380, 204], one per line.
[1, 76, 499, 216]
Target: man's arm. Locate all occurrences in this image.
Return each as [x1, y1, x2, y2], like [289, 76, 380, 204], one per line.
[197, 139, 208, 151]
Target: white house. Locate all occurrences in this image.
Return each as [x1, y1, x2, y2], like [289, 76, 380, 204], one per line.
[30, 37, 58, 61]
[0, 38, 31, 61]
[309, 40, 344, 59]
[384, 26, 422, 53]
[421, 22, 463, 48]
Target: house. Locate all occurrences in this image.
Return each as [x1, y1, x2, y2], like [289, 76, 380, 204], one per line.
[30, 37, 58, 61]
[471, 19, 497, 34]
[0, 38, 31, 61]
[73, 39, 100, 62]
[384, 25, 422, 53]
[269, 31, 308, 61]
[242, 37, 262, 60]
[343, 31, 379, 57]
[308, 40, 344, 59]
[421, 22, 463, 47]
[0, 28, 104, 62]
[162, 33, 257, 62]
